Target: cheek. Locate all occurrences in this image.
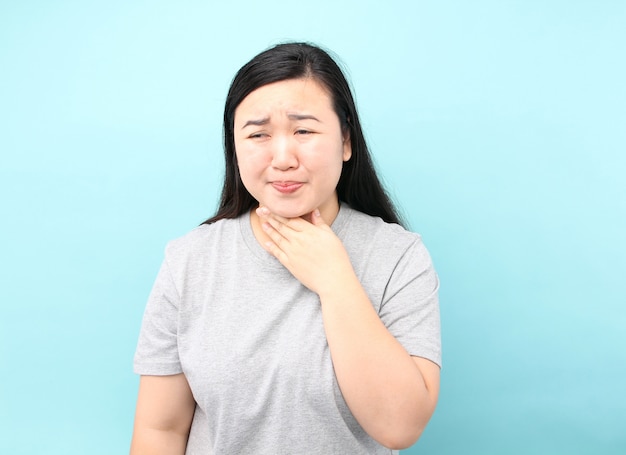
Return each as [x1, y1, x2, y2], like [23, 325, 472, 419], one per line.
[236, 161, 255, 189]
[235, 152, 267, 197]
[320, 145, 347, 177]
[235, 144, 256, 174]
[237, 156, 264, 180]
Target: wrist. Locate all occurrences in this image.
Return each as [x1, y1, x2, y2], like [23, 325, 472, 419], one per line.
[317, 270, 364, 306]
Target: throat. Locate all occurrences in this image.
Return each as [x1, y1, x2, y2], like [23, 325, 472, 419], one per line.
[249, 208, 272, 247]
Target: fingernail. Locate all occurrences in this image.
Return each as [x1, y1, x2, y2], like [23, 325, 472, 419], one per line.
[314, 209, 320, 217]
[257, 206, 269, 216]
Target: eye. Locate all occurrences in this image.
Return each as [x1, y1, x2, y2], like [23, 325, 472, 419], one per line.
[249, 132, 268, 139]
[295, 129, 313, 135]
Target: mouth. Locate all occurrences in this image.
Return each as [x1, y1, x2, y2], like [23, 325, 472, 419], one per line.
[271, 181, 304, 194]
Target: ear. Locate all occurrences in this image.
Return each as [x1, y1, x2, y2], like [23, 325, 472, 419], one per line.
[342, 130, 352, 162]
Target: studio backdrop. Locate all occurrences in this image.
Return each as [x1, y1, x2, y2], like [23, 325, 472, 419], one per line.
[1, 1, 624, 453]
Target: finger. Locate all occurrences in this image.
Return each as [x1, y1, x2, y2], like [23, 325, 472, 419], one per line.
[310, 208, 333, 232]
[256, 206, 290, 227]
[256, 207, 305, 233]
[311, 208, 325, 226]
[261, 220, 288, 246]
[256, 206, 271, 220]
[256, 206, 288, 222]
[262, 238, 288, 264]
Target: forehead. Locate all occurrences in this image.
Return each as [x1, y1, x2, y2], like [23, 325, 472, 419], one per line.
[234, 78, 333, 119]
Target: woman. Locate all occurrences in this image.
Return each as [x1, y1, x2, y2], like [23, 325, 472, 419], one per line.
[131, 42, 441, 454]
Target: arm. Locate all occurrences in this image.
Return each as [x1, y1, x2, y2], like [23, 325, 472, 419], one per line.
[130, 374, 196, 455]
[319, 275, 440, 449]
[258, 208, 440, 449]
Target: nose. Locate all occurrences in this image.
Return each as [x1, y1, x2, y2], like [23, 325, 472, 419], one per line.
[271, 136, 298, 170]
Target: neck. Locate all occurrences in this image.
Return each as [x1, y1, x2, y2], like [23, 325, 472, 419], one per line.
[249, 200, 341, 247]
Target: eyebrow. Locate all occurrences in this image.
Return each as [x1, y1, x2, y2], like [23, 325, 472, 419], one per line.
[241, 114, 321, 129]
[242, 117, 270, 129]
[287, 113, 321, 122]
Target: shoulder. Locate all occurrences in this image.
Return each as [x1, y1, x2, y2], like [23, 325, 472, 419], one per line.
[338, 206, 435, 279]
[163, 217, 240, 264]
[339, 205, 424, 252]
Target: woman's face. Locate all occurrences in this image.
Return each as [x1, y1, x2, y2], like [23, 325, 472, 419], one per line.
[233, 78, 351, 221]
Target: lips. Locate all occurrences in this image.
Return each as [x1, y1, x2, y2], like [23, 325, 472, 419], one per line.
[271, 181, 304, 194]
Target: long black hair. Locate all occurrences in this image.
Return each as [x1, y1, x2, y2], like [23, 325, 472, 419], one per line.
[203, 42, 404, 227]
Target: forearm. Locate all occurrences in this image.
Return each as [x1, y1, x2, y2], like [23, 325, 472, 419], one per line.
[256, 208, 439, 446]
[319, 274, 438, 449]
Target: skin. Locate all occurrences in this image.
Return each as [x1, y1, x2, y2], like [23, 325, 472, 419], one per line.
[130, 374, 195, 454]
[256, 208, 439, 449]
[130, 77, 439, 453]
[234, 77, 352, 225]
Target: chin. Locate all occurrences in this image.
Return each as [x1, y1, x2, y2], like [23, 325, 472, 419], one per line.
[261, 201, 312, 219]
[274, 208, 312, 219]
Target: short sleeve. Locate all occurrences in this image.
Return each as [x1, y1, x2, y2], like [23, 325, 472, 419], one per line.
[379, 238, 441, 367]
[133, 253, 183, 375]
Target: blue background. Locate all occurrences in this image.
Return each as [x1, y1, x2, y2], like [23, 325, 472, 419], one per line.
[1, 1, 625, 453]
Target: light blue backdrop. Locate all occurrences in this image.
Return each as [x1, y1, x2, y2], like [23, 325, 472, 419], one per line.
[1, 1, 624, 453]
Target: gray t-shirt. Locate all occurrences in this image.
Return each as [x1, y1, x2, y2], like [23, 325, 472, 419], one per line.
[134, 204, 441, 454]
